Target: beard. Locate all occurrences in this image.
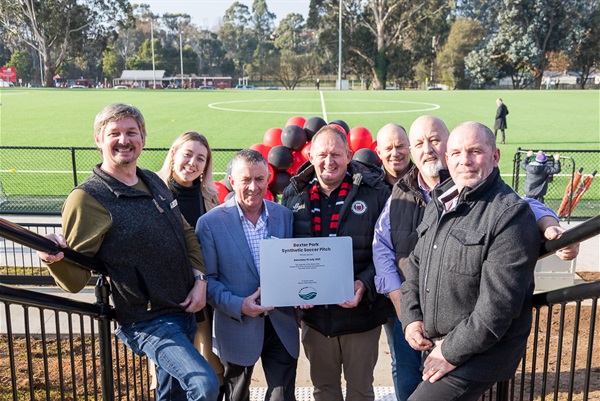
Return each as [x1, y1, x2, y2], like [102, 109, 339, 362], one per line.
[420, 157, 444, 178]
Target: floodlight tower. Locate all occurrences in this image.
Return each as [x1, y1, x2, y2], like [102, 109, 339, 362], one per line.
[338, 0, 342, 90]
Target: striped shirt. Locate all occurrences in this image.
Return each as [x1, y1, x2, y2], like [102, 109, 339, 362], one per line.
[235, 201, 269, 274]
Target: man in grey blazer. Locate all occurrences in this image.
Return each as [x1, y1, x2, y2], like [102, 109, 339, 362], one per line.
[196, 149, 299, 401]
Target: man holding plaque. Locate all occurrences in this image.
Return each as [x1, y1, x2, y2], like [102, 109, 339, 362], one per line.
[196, 149, 299, 401]
[282, 126, 391, 401]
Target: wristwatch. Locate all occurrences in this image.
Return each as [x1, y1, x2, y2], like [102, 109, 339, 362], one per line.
[194, 273, 208, 282]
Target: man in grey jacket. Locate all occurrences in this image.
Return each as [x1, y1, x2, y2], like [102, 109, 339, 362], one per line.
[400, 122, 540, 400]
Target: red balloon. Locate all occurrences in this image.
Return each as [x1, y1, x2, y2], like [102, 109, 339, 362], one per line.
[286, 116, 306, 127]
[301, 142, 311, 161]
[329, 123, 347, 135]
[215, 181, 231, 204]
[348, 126, 373, 152]
[263, 127, 283, 147]
[288, 150, 307, 175]
[250, 143, 272, 160]
[264, 189, 275, 202]
[268, 163, 276, 185]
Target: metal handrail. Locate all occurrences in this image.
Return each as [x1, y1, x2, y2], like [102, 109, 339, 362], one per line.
[0, 217, 108, 275]
[539, 214, 600, 258]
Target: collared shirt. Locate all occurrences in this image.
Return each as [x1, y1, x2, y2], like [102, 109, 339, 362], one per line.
[417, 172, 435, 203]
[373, 175, 441, 296]
[439, 184, 460, 215]
[235, 200, 269, 274]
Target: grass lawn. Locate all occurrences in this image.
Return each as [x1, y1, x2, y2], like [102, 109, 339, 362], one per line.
[0, 87, 598, 212]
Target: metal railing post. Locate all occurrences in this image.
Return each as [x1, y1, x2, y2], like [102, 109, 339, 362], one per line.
[71, 147, 79, 187]
[96, 274, 114, 401]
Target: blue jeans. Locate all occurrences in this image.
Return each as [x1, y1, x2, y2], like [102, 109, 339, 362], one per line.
[394, 317, 423, 401]
[383, 316, 399, 400]
[116, 312, 219, 401]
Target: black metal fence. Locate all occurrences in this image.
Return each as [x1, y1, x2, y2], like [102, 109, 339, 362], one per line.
[512, 149, 600, 220]
[1, 216, 599, 401]
[0, 146, 241, 214]
[0, 284, 154, 401]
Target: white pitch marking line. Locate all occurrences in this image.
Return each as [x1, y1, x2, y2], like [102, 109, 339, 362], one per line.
[320, 91, 328, 121]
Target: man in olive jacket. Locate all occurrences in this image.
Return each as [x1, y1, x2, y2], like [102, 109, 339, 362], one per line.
[401, 122, 540, 400]
[282, 126, 391, 401]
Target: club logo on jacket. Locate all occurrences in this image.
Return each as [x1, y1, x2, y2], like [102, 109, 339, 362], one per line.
[351, 200, 367, 215]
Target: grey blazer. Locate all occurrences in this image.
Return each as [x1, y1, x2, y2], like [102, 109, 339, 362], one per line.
[196, 197, 299, 366]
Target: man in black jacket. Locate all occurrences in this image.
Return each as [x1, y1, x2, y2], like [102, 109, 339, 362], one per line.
[493, 98, 509, 144]
[282, 126, 391, 401]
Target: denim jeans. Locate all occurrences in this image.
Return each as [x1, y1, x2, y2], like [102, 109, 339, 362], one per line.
[116, 312, 219, 401]
[393, 317, 423, 401]
[383, 316, 399, 400]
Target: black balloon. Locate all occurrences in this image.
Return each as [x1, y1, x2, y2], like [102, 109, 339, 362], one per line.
[281, 124, 307, 151]
[352, 148, 380, 166]
[303, 116, 327, 141]
[329, 119, 350, 134]
[268, 145, 294, 171]
[269, 170, 292, 194]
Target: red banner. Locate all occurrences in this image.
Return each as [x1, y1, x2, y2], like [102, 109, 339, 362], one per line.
[0, 66, 17, 82]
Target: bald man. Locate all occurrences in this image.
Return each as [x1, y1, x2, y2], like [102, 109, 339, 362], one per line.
[400, 122, 538, 400]
[376, 123, 412, 188]
[373, 116, 578, 400]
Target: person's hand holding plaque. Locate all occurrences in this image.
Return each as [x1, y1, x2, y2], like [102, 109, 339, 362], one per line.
[338, 280, 365, 309]
[242, 288, 274, 317]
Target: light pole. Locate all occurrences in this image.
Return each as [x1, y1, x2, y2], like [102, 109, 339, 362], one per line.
[337, 0, 343, 90]
[179, 32, 184, 88]
[150, 17, 156, 89]
[429, 35, 438, 88]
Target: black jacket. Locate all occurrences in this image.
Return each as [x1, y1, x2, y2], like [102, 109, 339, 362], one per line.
[282, 160, 391, 336]
[521, 158, 561, 198]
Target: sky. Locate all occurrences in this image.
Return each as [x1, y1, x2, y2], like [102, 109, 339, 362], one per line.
[141, 0, 311, 30]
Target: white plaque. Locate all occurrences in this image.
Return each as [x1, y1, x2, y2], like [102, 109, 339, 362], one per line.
[259, 236, 354, 307]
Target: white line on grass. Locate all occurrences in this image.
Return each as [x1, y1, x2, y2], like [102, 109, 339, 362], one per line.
[320, 91, 328, 121]
[208, 99, 440, 115]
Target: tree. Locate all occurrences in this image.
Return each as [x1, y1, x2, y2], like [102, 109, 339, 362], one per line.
[250, 0, 276, 81]
[266, 49, 318, 89]
[6, 49, 34, 83]
[338, 0, 452, 89]
[479, 0, 581, 88]
[274, 13, 306, 53]
[464, 47, 500, 87]
[0, 0, 133, 87]
[567, 6, 600, 89]
[218, 2, 255, 76]
[102, 46, 121, 79]
[436, 18, 485, 89]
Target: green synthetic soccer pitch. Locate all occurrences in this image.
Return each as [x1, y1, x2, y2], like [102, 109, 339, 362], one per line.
[0, 87, 598, 174]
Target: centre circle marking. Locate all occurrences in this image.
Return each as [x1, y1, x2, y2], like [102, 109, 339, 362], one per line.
[207, 98, 440, 114]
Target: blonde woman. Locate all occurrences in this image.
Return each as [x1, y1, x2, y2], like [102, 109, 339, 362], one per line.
[158, 131, 224, 399]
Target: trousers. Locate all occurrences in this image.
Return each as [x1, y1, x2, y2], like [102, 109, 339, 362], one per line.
[116, 312, 219, 401]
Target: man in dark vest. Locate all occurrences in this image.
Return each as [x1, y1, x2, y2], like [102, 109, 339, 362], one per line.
[37, 103, 219, 401]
